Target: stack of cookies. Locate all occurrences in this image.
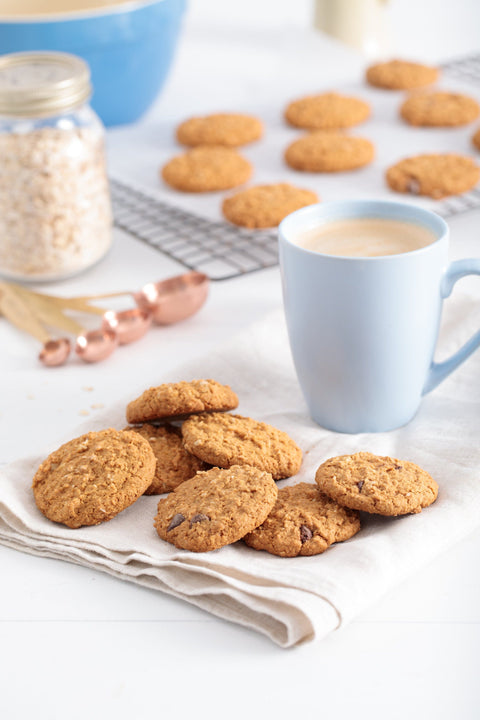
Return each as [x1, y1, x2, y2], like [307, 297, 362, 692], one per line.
[159, 57, 480, 224]
[32, 378, 439, 559]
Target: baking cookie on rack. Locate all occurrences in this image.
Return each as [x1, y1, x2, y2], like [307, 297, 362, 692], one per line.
[161, 146, 252, 192]
[154, 464, 278, 552]
[400, 91, 480, 127]
[315, 451, 439, 516]
[126, 379, 239, 424]
[222, 183, 318, 228]
[125, 423, 208, 494]
[284, 92, 370, 130]
[366, 59, 439, 90]
[243, 482, 361, 557]
[176, 112, 263, 147]
[182, 412, 302, 480]
[32, 429, 156, 528]
[285, 131, 374, 172]
[386, 153, 480, 199]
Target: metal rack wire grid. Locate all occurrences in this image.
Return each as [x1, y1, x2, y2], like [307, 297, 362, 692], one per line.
[111, 54, 480, 281]
[111, 179, 278, 282]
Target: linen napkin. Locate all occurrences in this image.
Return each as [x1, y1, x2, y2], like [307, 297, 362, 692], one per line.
[1, 296, 480, 648]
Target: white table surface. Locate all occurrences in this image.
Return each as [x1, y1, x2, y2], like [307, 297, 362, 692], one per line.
[1, 9, 480, 720]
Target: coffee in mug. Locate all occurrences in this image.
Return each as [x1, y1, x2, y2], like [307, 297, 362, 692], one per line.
[293, 217, 436, 258]
[278, 200, 480, 433]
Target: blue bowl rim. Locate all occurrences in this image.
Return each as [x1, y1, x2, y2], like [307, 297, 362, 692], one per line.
[0, 0, 182, 24]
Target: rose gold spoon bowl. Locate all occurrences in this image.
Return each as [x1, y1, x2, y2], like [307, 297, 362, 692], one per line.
[102, 308, 152, 345]
[38, 338, 71, 367]
[75, 328, 118, 363]
[134, 271, 209, 325]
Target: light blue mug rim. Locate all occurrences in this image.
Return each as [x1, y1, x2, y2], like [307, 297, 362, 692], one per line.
[278, 199, 448, 262]
[0, 0, 180, 23]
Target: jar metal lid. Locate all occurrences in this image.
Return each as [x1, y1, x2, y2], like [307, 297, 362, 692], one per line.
[0, 51, 92, 117]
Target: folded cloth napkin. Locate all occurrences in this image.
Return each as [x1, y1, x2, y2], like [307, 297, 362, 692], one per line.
[1, 297, 480, 648]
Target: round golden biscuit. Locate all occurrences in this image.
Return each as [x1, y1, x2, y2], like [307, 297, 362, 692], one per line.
[400, 91, 480, 127]
[472, 126, 480, 151]
[284, 92, 370, 130]
[154, 464, 278, 552]
[161, 146, 252, 192]
[366, 59, 439, 90]
[244, 482, 361, 557]
[222, 183, 318, 228]
[386, 153, 480, 199]
[126, 379, 238, 424]
[176, 113, 263, 147]
[125, 423, 208, 494]
[285, 131, 374, 172]
[181, 412, 302, 480]
[32, 429, 156, 528]
[315, 451, 438, 516]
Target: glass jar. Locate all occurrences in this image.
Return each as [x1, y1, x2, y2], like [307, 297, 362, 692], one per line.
[0, 52, 112, 281]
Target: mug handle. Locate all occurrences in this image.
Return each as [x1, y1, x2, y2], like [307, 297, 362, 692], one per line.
[423, 258, 480, 394]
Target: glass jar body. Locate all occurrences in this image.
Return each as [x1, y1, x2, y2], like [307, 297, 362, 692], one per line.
[0, 104, 112, 281]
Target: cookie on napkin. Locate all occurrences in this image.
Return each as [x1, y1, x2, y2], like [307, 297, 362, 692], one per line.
[154, 464, 278, 552]
[126, 379, 239, 424]
[244, 482, 361, 557]
[125, 423, 208, 494]
[182, 412, 302, 479]
[32, 429, 156, 528]
[315, 451, 439, 516]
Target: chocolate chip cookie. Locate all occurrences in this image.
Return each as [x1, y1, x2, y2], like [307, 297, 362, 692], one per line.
[32, 429, 156, 528]
[181, 412, 302, 480]
[386, 153, 480, 199]
[244, 482, 361, 557]
[154, 464, 278, 552]
[315, 451, 438, 516]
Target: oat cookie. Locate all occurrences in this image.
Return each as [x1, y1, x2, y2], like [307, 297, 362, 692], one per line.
[315, 451, 438, 516]
[400, 91, 480, 127]
[386, 153, 480, 199]
[285, 92, 370, 130]
[222, 183, 318, 228]
[154, 464, 278, 552]
[472, 127, 480, 151]
[126, 379, 238, 424]
[285, 132, 374, 172]
[176, 113, 263, 148]
[366, 59, 439, 90]
[32, 429, 156, 528]
[244, 482, 360, 557]
[161, 146, 252, 192]
[125, 423, 207, 494]
[182, 412, 302, 480]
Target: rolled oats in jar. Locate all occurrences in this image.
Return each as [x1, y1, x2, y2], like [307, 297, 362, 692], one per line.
[0, 52, 112, 281]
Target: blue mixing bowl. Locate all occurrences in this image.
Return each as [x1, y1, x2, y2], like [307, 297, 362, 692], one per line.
[0, 0, 186, 126]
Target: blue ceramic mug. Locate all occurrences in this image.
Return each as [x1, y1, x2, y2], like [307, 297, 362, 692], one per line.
[278, 200, 480, 433]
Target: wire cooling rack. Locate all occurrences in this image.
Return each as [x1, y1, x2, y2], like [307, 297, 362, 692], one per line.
[111, 54, 480, 281]
[110, 179, 278, 281]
